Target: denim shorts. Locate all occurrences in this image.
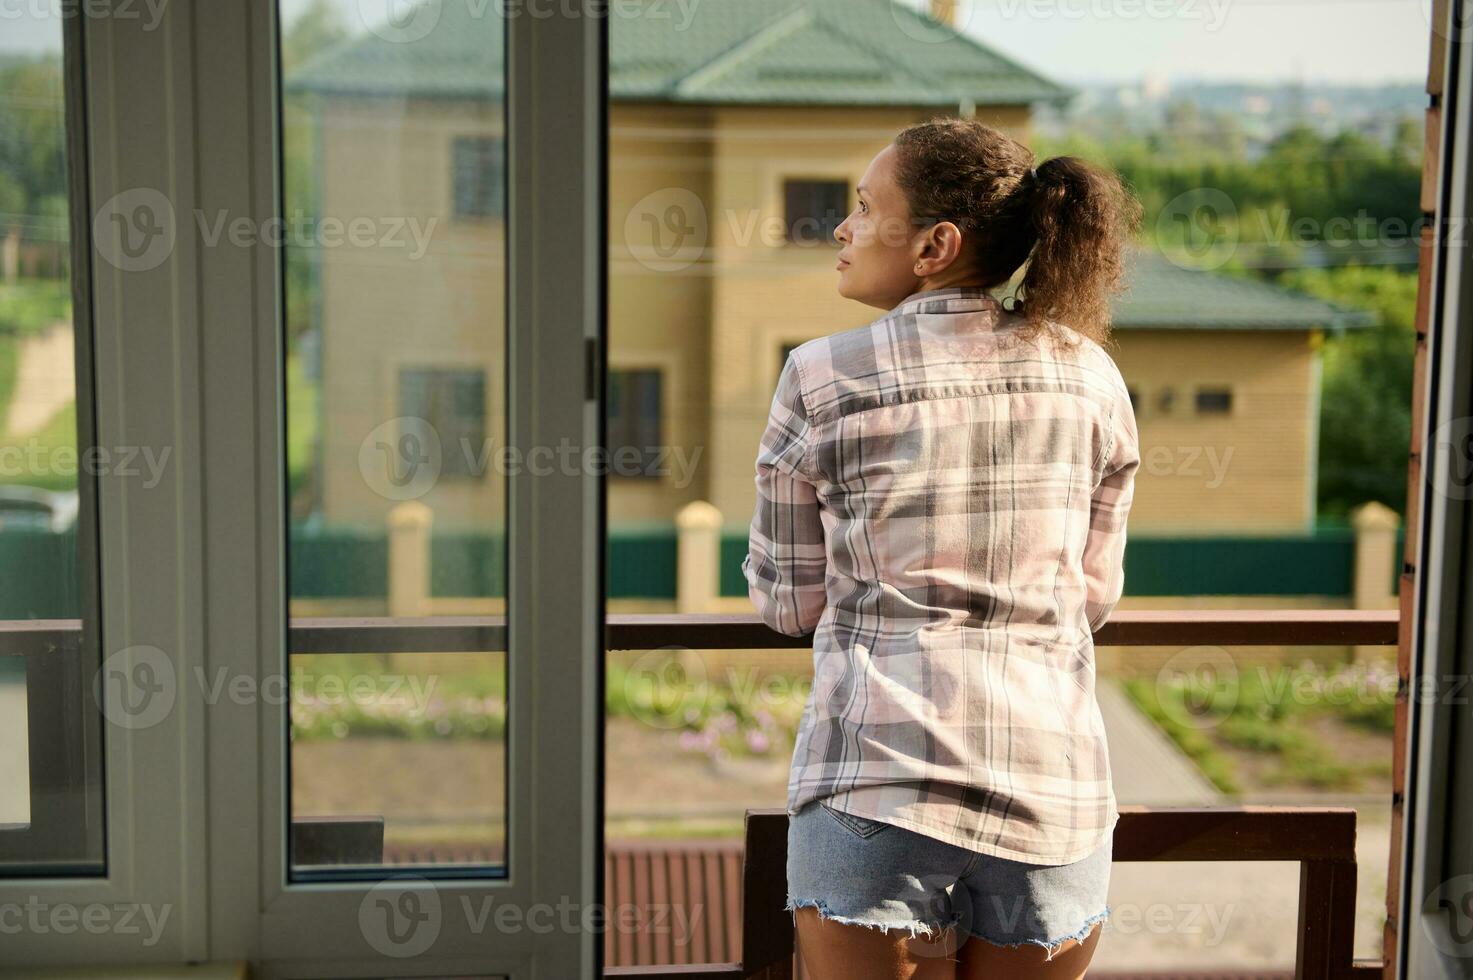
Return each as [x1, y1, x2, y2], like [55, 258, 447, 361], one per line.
[785, 798, 1112, 960]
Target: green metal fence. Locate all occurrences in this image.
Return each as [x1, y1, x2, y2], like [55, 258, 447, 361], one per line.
[0, 522, 1406, 618]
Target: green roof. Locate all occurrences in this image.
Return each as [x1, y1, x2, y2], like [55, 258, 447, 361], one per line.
[1110, 250, 1379, 331]
[286, 0, 1074, 107]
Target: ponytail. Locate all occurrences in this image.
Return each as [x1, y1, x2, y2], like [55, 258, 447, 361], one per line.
[893, 118, 1143, 350]
[1013, 155, 1142, 349]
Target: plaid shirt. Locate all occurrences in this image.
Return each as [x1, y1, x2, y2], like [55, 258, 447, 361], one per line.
[741, 285, 1139, 865]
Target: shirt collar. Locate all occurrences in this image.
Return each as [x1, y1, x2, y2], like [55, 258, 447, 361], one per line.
[893, 285, 1003, 317]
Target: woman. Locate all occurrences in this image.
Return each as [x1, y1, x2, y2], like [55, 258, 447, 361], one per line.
[742, 117, 1143, 979]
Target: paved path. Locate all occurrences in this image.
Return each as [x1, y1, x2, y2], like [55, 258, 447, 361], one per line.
[1091, 676, 1388, 970]
[1098, 676, 1222, 806]
[5, 321, 73, 438]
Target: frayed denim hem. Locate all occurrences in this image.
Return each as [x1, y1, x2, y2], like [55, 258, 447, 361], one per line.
[785, 895, 960, 941]
[968, 905, 1111, 962]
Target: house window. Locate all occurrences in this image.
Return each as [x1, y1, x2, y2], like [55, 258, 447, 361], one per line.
[608, 369, 663, 478]
[398, 367, 487, 478]
[784, 178, 848, 244]
[1196, 387, 1233, 414]
[452, 135, 505, 220]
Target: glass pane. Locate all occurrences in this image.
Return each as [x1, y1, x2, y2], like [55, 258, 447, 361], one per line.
[279, 0, 507, 876]
[0, 8, 105, 875]
[605, 0, 1424, 969]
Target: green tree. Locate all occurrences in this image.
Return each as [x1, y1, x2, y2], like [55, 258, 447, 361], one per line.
[280, 0, 350, 75]
[1278, 262, 1418, 519]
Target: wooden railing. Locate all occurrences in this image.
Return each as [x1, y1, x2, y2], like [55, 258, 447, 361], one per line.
[603, 808, 1373, 980]
[2, 610, 1400, 977]
[283, 609, 1401, 654]
[642, 805, 1370, 980]
[591, 611, 1392, 980]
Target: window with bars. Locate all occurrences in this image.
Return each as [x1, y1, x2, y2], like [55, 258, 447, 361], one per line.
[783, 178, 848, 244]
[1196, 387, 1233, 414]
[452, 135, 506, 220]
[608, 369, 663, 478]
[398, 367, 487, 478]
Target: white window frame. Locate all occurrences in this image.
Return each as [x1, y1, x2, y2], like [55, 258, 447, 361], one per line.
[1399, 1, 1473, 976]
[0, 1, 606, 976]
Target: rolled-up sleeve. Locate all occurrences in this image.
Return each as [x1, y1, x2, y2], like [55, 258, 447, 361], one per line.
[1083, 390, 1140, 633]
[742, 353, 826, 637]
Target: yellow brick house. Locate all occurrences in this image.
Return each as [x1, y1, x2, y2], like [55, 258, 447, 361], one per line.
[286, 0, 1374, 547]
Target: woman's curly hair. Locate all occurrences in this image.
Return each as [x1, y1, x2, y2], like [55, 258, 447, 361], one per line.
[892, 116, 1143, 352]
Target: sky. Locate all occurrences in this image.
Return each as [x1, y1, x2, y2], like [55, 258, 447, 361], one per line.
[1, 0, 1432, 85]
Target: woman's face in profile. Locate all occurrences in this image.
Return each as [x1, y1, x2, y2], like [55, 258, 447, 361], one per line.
[833, 143, 926, 312]
[837, 141, 981, 312]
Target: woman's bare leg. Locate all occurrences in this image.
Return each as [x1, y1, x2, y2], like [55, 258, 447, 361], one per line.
[955, 918, 1103, 980]
[793, 905, 961, 980]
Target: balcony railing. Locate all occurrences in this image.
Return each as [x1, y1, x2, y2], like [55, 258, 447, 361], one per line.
[1, 610, 1399, 977]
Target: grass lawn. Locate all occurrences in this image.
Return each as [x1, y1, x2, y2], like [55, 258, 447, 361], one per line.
[1124, 657, 1396, 795]
[0, 279, 70, 337]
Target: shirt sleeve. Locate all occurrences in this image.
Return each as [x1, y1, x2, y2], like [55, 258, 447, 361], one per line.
[1083, 386, 1140, 633]
[742, 353, 826, 637]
